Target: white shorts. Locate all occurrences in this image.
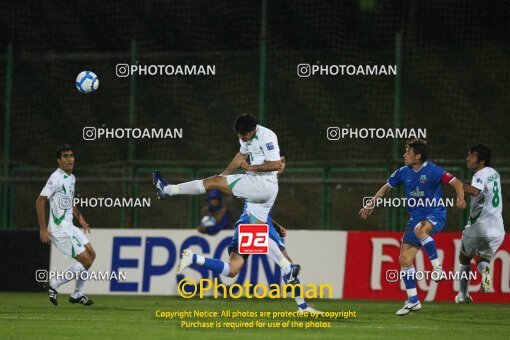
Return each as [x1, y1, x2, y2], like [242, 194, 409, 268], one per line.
[49, 221, 90, 259]
[226, 174, 278, 222]
[460, 233, 504, 260]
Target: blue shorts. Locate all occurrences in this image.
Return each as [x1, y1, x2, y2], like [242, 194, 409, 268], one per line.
[228, 211, 285, 259]
[403, 212, 446, 248]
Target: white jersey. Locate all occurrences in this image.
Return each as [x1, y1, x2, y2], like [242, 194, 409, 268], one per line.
[239, 124, 280, 178]
[465, 167, 504, 237]
[40, 168, 76, 227]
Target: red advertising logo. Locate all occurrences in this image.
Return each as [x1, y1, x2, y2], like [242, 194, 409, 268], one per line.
[238, 224, 269, 254]
[343, 232, 510, 302]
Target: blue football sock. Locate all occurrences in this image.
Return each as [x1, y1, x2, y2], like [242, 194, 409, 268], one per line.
[420, 236, 440, 268]
[201, 257, 228, 276]
[401, 266, 419, 303]
[298, 302, 308, 309]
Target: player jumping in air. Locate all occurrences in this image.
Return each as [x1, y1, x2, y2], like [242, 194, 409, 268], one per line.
[36, 144, 96, 306]
[229, 151, 322, 313]
[455, 144, 505, 304]
[359, 139, 466, 316]
[153, 114, 305, 308]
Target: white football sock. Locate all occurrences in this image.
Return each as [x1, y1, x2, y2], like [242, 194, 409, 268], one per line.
[267, 239, 291, 275]
[195, 254, 205, 265]
[72, 267, 90, 298]
[51, 262, 86, 290]
[164, 180, 206, 196]
[221, 263, 231, 277]
[458, 264, 470, 298]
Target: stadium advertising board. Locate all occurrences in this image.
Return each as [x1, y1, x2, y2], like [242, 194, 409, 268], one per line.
[50, 229, 509, 302]
[50, 229, 348, 298]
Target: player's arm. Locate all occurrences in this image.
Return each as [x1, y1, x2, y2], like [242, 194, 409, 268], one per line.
[36, 195, 52, 244]
[444, 174, 466, 209]
[359, 183, 392, 220]
[463, 183, 481, 196]
[271, 218, 286, 237]
[221, 152, 249, 176]
[239, 159, 281, 172]
[73, 206, 91, 233]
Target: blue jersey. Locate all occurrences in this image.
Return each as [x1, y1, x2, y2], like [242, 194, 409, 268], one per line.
[387, 162, 455, 218]
[228, 202, 283, 257]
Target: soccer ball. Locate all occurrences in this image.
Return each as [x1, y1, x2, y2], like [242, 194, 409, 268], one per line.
[75, 71, 99, 93]
[200, 215, 216, 227]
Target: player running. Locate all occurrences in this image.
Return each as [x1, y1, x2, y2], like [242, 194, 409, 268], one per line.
[36, 144, 96, 306]
[359, 139, 466, 316]
[153, 115, 304, 303]
[455, 144, 505, 304]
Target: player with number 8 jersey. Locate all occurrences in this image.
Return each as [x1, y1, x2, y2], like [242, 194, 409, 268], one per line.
[456, 144, 505, 304]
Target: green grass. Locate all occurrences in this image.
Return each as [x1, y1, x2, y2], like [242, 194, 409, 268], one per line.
[0, 293, 509, 339]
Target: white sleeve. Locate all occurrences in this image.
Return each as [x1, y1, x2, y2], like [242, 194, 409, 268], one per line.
[471, 172, 485, 191]
[239, 139, 248, 154]
[262, 132, 280, 161]
[40, 175, 59, 197]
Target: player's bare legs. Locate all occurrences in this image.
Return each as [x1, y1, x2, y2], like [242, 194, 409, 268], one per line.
[75, 247, 94, 269]
[399, 243, 419, 269]
[226, 252, 246, 278]
[414, 220, 444, 281]
[85, 243, 96, 264]
[203, 176, 233, 195]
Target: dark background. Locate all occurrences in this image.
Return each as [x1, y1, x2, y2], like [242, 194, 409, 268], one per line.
[0, 0, 508, 231]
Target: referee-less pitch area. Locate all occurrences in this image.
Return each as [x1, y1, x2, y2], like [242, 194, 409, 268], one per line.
[1, 294, 509, 339]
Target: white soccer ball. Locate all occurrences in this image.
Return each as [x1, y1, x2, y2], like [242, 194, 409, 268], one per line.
[201, 215, 216, 227]
[75, 71, 99, 93]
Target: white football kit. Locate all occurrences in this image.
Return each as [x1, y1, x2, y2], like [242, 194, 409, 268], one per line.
[461, 167, 504, 259]
[226, 124, 280, 222]
[40, 168, 89, 258]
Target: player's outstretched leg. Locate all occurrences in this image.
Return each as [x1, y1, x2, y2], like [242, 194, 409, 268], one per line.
[153, 170, 171, 199]
[178, 249, 240, 278]
[153, 171, 234, 200]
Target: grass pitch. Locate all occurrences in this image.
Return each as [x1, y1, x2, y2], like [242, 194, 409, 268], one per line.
[1, 293, 509, 339]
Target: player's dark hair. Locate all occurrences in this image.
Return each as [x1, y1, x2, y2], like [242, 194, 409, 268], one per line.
[56, 144, 73, 159]
[234, 114, 258, 134]
[469, 143, 491, 166]
[406, 139, 428, 163]
[280, 150, 288, 162]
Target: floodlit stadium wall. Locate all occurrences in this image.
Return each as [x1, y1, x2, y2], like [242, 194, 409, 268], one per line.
[49, 230, 510, 303]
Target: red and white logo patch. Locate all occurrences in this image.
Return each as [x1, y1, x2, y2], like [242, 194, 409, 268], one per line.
[238, 224, 269, 254]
